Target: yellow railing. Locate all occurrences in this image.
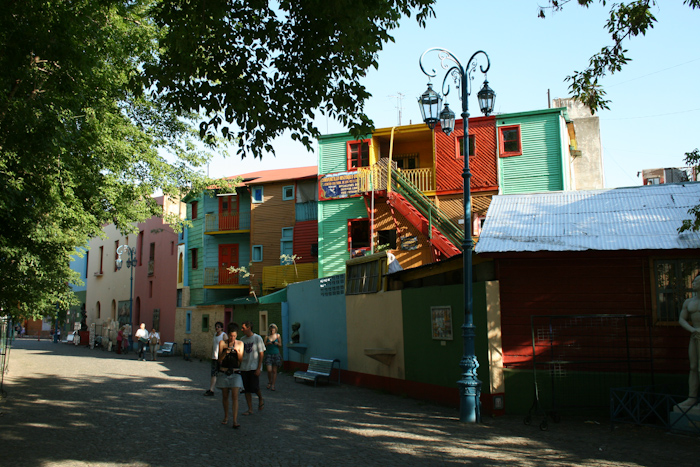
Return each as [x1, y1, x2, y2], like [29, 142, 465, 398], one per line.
[357, 163, 435, 193]
[398, 167, 435, 192]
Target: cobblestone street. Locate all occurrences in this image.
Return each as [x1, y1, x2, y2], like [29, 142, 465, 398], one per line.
[0, 339, 696, 466]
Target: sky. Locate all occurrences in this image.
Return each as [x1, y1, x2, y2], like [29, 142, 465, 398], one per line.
[204, 1, 700, 189]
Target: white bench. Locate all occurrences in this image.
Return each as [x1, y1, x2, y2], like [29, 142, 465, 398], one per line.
[294, 358, 340, 387]
[157, 342, 176, 357]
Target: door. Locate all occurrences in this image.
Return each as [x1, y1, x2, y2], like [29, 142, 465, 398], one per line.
[218, 244, 239, 285]
[219, 195, 239, 231]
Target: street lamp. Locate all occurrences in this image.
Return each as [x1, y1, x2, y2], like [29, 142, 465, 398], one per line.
[418, 48, 495, 423]
[116, 244, 137, 349]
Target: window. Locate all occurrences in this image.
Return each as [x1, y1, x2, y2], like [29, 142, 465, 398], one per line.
[377, 229, 397, 250]
[149, 280, 153, 298]
[252, 186, 264, 203]
[202, 314, 210, 333]
[85, 251, 89, 278]
[346, 259, 381, 295]
[654, 259, 700, 323]
[186, 310, 192, 334]
[190, 248, 198, 269]
[348, 219, 371, 252]
[499, 125, 522, 157]
[153, 309, 160, 331]
[114, 240, 119, 271]
[252, 245, 263, 262]
[171, 241, 175, 255]
[280, 228, 293, 264]
[395, 153, 418, 169]
[457, 135, 476, 158]
[98, 246, 104, 274]
[138, 230, 144, 266]
[96, 301, 101, 319]
[347, 140, 370, 169]
[191, 201, 198, 219]
[283, 185, 295, 201]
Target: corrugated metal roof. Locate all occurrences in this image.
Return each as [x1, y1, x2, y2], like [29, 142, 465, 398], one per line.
[475, 183, 700, 253]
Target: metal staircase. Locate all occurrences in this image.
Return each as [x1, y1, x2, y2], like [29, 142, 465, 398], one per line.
[387, 166, 463, 258]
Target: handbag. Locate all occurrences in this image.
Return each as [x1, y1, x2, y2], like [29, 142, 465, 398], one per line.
[138, 337, 148, 344]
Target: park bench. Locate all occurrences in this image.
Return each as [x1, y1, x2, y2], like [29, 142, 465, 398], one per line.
[157, 342, 176, 357]
[293, 357, 340, 387]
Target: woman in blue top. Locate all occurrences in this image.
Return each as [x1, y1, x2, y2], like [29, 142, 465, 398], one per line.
[264, 324, 282, 391]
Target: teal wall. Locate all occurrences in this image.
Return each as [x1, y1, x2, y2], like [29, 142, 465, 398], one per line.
[319, 133, 354, 175]
[402, 283, 490, 391]
[497, 111, 565, 194]
[318, 199, 368, 278]
[286, 276, 348, 368]
[187, 193, 204, 304]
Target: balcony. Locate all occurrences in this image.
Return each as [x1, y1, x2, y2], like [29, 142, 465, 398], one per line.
[204, 267, 250, 288]
[357, 162, 435, 193]
[204, 212, 251, 234]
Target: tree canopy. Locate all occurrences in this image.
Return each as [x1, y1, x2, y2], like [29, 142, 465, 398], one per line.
[0, 0, 435, 320]
[540, 0, 700, 113]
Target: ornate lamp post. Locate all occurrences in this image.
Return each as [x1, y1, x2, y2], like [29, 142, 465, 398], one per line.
[116, 245, 137, 349]
[418, 48, 495, 423]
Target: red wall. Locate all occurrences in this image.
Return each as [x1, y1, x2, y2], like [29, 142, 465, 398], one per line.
[435, 116, 497, 194]
[293, 220, 318, 264]
[133, 203, 179, 343]
[492, 250, 694, 375]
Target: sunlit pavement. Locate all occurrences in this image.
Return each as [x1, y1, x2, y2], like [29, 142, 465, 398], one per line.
[0, 339, 695, 467]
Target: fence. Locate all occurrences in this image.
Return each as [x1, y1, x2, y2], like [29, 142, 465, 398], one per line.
[525, 314, 654, 430]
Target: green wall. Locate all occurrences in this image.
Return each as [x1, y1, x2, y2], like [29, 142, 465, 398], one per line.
[231, 303, 282, 337]
[318, 199, 368, 277]
[497, 110, 564, 194]
[402, 283, 490, 391]
[318, 133, 354, 175]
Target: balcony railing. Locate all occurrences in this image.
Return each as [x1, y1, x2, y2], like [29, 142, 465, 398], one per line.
[357, 162, 435, 193]
[398, 167, 435, 192]
[204, 211, 251, 233]
[204, 267, 250, 286]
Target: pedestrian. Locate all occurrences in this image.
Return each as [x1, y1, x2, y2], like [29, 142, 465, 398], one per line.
[264, 324, 282, 391]
[205, 322, 228, 396]
[148, 328, 161, 361]
[217, 322, 244, 428]
[135, 323, 148, 361]
[116, 326, 124, 354]
[240, 321, 265, 415]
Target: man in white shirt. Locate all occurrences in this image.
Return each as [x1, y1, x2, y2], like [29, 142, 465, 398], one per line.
[204, 322, 228, 396]
[240, 321, 265, 415]
[134, 323, 149, 361]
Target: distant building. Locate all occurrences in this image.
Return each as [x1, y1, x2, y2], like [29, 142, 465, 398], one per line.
[639, 167, 696, 185]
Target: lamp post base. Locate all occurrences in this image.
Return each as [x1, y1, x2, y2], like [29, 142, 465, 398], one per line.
[458, 377, 483, 423]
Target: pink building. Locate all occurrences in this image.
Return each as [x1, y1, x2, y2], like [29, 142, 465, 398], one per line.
[132, 196, 184, 343]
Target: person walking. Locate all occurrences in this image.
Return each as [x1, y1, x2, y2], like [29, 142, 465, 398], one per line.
[204, 322, 227, 397]
[135, 323, 148, 361]
[148, 328, 160, 361]
[217, 322, 244, 428]
[116, 327, 124, 354]
[240, 321, 265, 415]
[264, 324, 282, 391]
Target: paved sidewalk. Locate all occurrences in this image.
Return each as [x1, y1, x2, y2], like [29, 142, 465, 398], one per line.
[0, 340, 695, 466]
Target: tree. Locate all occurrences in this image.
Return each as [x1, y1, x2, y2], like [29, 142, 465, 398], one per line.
[146, 0, 435, 159]
[0, 1, 222, 320]
[539, 0, 700, 113]
[1, 0, 436, 320]
[679, 149, 700, 232]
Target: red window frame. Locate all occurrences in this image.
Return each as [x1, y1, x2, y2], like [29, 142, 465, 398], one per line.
[347, 140, 371, 170]
[191, 201, 198, 219]
[348, 218, 371, 252]
[457, 134, 476, 159]
[499, 125, 522, 157]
